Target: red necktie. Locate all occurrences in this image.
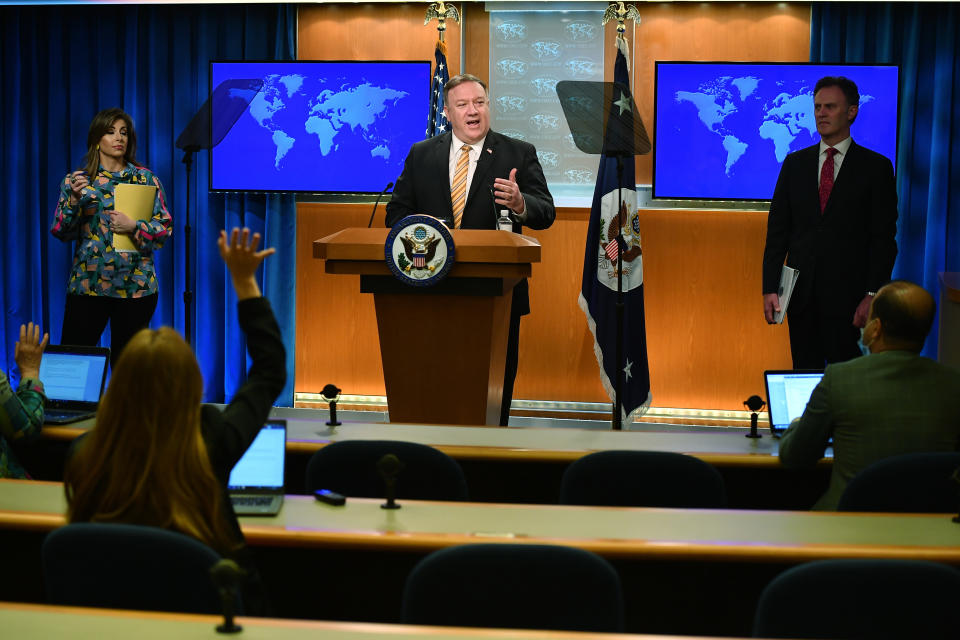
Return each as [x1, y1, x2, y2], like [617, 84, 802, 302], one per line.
[819, 147, 838, 213]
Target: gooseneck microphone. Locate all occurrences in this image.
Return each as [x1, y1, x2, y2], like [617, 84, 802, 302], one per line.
[488, 186, 500, 228]
[367, 181, 394, 227]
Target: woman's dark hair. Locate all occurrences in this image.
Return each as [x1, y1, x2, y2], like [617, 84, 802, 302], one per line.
[83, 108, 138, 177]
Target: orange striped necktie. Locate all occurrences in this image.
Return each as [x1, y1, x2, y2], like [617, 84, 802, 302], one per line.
[451, 144, 471, 228]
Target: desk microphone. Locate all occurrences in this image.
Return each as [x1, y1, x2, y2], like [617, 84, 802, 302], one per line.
[367, 181, 394, 227]
[210, 559, 246, 634]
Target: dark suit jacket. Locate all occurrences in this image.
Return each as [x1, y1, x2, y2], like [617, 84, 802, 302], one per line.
[384, 130, 556, 314]
[779, 350, 960, 510]
[762, 140, 898, 316]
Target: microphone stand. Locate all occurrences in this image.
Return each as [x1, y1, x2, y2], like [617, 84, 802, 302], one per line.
[181, 146, 198, 345]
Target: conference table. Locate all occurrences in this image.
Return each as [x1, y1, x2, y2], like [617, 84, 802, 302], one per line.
[3, 479, 956, 636]
[0, 602, 765, 640]
[35, 413, 831, 508]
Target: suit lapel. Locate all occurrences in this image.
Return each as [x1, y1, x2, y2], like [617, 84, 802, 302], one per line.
[823, 140, 859, 216]
[800, 144, 821, 217]
[432, 132, 454, 218]
[467, 132, 498, 208]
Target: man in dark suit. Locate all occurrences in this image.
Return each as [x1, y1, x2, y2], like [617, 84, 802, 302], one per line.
[779, 281, 960, 510]
[385, 73, 555, 426]
[762, 76, 899, 369]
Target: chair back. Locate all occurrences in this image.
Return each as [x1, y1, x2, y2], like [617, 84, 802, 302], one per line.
[752, 558, 960, 639]
[837, 451, 960, 512]
[43, 522, 226, 614]
[402, 543, 623, 632]
[305, 439, 468, 500]
[559, 450, 726, 508]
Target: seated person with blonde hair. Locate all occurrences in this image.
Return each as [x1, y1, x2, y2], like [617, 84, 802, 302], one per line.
[64, 228, 285, 613]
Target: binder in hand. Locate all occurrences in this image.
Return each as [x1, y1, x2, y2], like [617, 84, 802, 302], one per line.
[112, 183, 156, 252]
[774, 266, 799, 324]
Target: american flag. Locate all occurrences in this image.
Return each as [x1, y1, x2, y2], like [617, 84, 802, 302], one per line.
[426, 39, 450, 138]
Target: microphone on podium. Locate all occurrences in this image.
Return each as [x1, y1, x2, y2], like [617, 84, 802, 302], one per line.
[367, 181, 394, 227]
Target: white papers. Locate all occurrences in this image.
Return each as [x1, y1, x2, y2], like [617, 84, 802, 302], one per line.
[112, 183, 156, 252]
[774, 266, 799, 324]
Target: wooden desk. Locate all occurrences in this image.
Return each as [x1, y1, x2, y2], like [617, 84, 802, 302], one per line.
[0, 602, 758, 640]
[32, 417, 830, 508]
[2, 479, 957, 636]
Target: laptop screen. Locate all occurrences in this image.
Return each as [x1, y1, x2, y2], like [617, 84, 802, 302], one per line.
[228, 419, 286, 491]
[764, 370, 824, 431]
[39, 347, 110, 403]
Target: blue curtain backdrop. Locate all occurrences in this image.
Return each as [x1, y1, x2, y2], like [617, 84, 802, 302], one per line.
[0, 4, 297, 404]
[811, 2, 960, 358]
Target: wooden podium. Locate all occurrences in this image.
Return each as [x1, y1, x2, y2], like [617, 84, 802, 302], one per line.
[314, 228, 541, 426]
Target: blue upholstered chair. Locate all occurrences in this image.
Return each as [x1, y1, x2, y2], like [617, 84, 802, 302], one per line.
[559, 450, 727, 508]
[304, 439, 468, 501]
[752, 559, 960, 639]
[42, 522, 228, 613]
[402, 543, 623, 632]
[837, 451, 960, 512]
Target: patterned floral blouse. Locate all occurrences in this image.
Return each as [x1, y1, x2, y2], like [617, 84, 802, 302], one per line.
[0, 371, 45, 479]
[50, 163, 172, 298]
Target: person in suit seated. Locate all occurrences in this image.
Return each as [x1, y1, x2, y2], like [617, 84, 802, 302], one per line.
[779, 280, 960, 509]
[63, 228, 285, 613]
[0, 323, 48, 478]
[385, 73, 556, 426]
[762, 76, 898, 369]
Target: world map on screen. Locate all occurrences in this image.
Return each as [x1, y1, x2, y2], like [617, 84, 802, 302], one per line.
[212, 62, 429, 193]
[654, 64, 899, 201]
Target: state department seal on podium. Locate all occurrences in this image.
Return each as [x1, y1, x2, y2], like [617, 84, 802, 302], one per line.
[385, 215, 456, 287]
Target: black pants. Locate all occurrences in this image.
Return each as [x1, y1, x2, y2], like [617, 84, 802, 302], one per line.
[61, 293, 159, 367]
[500, 293, 523, 426]
[786, 297, 861, 369]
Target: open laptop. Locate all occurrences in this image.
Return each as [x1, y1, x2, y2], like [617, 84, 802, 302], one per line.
[763, 370, 824, 435]
[39, 345, 110, 424]
[228, 418, 286, 516]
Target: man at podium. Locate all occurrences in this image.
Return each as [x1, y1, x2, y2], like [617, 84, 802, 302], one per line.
[386, 73, 555, 425]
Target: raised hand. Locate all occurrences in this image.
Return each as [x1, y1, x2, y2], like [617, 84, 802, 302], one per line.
[15, 322, 49, 380]
[217, 227, 276, 301]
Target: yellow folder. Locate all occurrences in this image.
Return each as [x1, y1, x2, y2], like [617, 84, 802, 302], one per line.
[112, 183, 157, 252]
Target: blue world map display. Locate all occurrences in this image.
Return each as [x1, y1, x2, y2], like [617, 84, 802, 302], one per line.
[653, 63, 899, 201]
[211, 61, 430, 193]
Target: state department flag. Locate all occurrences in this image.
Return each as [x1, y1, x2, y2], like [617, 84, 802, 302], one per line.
[426, 39, 450, 138]
[577, 35, 651, 423]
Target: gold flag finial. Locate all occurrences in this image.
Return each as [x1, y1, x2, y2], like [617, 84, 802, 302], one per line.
[602, 1, 641, 34]
[425, 2, 461, 42]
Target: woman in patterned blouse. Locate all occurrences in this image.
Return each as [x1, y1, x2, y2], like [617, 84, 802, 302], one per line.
[51, 108, 172, 366]
[0, 323, 48, 479]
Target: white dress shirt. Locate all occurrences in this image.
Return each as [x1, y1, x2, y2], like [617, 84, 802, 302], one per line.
[818, 135, 853, 186]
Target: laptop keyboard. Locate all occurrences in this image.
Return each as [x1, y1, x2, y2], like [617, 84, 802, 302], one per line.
[231, 496, 273, 507]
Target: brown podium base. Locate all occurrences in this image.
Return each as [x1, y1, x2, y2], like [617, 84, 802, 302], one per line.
[367, 275, 514, 426]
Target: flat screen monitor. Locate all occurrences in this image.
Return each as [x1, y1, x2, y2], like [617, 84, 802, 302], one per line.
[653, 62, 899, 201]
[210, 60, 431, 194]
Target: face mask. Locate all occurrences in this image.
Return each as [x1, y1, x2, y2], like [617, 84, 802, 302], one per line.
[857, 328, 871, 356]
[858, 320, 876, 356]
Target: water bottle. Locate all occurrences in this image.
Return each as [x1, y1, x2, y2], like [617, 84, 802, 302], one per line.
[498, 209, 514, 232]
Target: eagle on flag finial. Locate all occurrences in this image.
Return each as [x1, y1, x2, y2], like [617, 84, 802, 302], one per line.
[425, 2, 461, 41]
[602, 1, 641, 34]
